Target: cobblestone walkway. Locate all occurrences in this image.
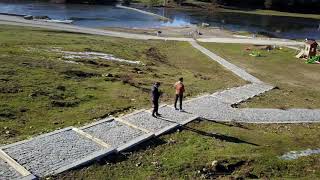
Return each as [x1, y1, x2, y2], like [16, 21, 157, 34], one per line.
[1, 42, 319, 180]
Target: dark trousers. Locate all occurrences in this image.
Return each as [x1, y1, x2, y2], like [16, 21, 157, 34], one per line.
[152, 100, 159, 115]
[174, 94, 183, 109]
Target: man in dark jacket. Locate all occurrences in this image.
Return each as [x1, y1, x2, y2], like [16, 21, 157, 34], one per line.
[151, 82, 161, 118]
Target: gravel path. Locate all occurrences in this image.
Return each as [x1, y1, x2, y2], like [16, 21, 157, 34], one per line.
[82, 119, 146, 147]
[233, 108, 320, 123]
[184, 95, 236, 121]
[157, 105, 198, 124]
[2, 128, 103, 177]
[190, 42, 320, 123]
[190, 41, 263, 83]
[121, 111, 177, 133]
[211, 83, 274, 104]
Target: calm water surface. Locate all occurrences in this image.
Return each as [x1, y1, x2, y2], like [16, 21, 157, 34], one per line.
[0, 1, 319, 39]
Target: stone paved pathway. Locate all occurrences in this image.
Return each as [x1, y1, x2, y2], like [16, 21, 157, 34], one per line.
[0, 31, 319, 180]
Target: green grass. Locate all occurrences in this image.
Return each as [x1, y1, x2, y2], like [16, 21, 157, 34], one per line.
[0, 25, 245, 145]
[200, 43, 320, 109]
[56, 120, 320, 179]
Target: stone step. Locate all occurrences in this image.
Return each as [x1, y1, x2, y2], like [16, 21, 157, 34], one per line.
[120, 110, 179, 136]
[80, 118, 154, 152]
[1, 128, 114, 177]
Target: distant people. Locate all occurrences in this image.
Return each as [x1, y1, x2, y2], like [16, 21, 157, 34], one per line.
[174, 77, 185, 111]
[151, 82, 161, 118]
[196, 28, 202, 35]
[156, 30, 162, 37]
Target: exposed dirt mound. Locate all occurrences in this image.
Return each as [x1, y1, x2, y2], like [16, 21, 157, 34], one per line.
[29, 89, 50, 98]
[0, 83, 23, 93]
[194, 73, 211, 80]
[0, 127, 20, 138]
[0, 106, 17, 121]
[63, 70, 99, 79]
[56, 85, 66, 91]
[145, 47, 168, 63]
[198, 160, 257, 179]
[51, 99, 80, 107]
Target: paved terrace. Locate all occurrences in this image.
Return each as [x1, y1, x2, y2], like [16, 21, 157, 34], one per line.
[0, 20, 319, 179]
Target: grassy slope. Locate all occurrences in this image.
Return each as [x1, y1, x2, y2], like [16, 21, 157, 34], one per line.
[200, 43, 320, 109]
[0, 25, 245, 144]
[57, 120, 320, 179]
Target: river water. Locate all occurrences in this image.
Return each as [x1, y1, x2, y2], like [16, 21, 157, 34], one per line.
[0, 1, 319, 39]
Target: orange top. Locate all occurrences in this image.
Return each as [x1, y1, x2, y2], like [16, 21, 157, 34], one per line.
[174, 81, 185, 95]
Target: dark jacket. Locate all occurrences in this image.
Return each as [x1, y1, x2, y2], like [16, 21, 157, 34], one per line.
[151, 85, 160, 101]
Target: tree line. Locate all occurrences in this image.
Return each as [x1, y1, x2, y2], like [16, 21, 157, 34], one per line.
[214, 0, 320, 13]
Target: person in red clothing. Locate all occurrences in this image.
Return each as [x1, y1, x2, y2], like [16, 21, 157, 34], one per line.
[174, 77, 185, 111]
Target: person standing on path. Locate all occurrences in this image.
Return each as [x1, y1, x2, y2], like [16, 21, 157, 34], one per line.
[174, 77, 185, 111]
[151, 82, 161, 118]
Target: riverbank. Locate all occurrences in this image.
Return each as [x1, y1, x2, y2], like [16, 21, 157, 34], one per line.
[132, 1, 320, 20]
[102, 26, 235, 38]
[220, 8, 320, 20]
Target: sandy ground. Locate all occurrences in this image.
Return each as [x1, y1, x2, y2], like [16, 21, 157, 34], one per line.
[103, 26, 235, 38]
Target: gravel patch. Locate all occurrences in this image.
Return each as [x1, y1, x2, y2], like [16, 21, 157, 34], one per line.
[122, 111, 177, 132]
[2, 129, 103, 177]
[158, 106, 198, 124]
[0, 158, 22, 180]
[82, 119, 146, 147]
[280, 148, 320, 160]
[184, 96, 235, 121]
